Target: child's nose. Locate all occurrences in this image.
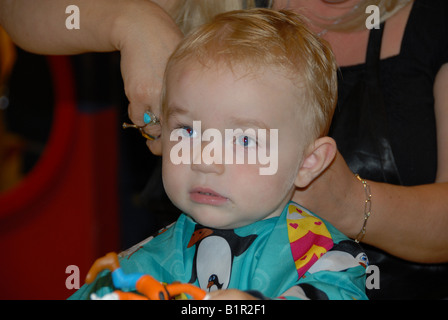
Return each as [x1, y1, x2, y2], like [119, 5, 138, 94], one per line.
[191, 161, 225, 175]
[191, 143, 225, 175]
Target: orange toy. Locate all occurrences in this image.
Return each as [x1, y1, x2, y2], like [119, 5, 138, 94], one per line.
[86, 252, 207, 300]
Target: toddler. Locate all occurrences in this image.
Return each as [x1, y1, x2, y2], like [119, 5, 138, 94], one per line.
[71, 8, 368, 300]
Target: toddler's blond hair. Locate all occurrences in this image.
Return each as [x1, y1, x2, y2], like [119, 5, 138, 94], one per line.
[162, 9, 338, 141]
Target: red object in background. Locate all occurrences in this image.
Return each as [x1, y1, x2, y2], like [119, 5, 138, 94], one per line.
[0, 56, 119, 299]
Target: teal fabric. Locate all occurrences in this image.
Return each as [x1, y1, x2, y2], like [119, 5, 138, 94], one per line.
[69, 201, 367, 300]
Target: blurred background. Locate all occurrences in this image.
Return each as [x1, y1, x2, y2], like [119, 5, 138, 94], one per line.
[0, 30, 180, 299]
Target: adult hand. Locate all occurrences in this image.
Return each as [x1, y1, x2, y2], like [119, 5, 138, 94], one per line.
[113, 1, 183, 151]
[294, 149, 448, 263]
[0, 0, 182, 154]
[292, 151, 363, 239]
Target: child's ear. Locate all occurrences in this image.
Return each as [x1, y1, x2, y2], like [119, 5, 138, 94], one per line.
[294, 137, 337, 188]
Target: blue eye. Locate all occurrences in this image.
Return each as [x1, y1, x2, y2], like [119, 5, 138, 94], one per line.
[180, 126, 197, 138]
[236, 135, 256, 147]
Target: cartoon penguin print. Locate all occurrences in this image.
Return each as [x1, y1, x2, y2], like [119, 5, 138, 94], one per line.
[306, 240, 369, 274]
[187, 225, 257, 292]
[280, 240, 368, 300]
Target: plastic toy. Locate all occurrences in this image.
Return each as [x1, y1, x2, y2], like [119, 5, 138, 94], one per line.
[85, 252, 207, 300]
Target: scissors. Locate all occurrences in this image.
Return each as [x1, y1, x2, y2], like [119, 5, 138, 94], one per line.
[122, 111, 160, 141]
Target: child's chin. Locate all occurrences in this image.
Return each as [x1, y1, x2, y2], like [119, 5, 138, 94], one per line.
[188, 212, 246, 230]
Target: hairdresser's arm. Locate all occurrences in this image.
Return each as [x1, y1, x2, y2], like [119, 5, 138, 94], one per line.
[0, 0, 182, 126]
[294, 154, 448, 264]
[293, 64, 448, 264]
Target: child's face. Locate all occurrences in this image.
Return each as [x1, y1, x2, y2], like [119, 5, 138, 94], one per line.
[161, 61, 309, 229]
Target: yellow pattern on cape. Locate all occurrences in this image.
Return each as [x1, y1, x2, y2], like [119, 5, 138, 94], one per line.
[286, 203, 333, 278]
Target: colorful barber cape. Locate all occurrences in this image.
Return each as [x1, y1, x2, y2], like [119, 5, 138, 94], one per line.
[70, 201, 368, 300]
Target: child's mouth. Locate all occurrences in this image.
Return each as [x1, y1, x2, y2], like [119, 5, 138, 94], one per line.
[189, 187, 229, 205]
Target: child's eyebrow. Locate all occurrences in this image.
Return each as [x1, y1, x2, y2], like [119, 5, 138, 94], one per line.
[165, 106, 271, 131]
[165, 105, 189, 119]
[229, 116, 271, 131]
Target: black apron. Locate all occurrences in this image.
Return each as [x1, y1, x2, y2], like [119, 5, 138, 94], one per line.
[329, 24, 448, 300]
[330, 23, 402, 185]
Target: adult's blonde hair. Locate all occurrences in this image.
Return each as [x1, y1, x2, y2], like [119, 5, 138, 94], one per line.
[162, 9, 338, 140]
[169, 0, 256, 34]
[268, 0, 413, 32]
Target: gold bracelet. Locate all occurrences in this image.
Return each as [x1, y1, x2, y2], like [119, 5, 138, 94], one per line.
[354, 174, 372, 243]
